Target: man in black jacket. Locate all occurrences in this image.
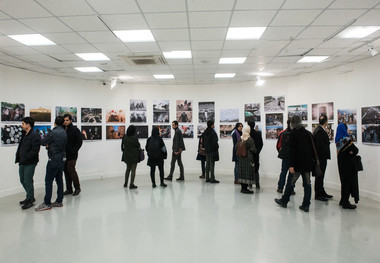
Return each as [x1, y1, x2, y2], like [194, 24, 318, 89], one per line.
[248, 121, 263, 188]
[165, 121, 185, 181]
[202, 120, 219, 183]
[63, 114, 83, 196]
[313, 115, 333, 201]
[15, 117, 41, 209]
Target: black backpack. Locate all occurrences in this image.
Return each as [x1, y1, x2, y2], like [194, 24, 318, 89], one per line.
[147, 137, 162, 159]
[277, 130, 290, 159]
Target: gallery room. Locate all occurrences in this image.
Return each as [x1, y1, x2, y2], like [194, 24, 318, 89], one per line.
[0, 1, 380, 262]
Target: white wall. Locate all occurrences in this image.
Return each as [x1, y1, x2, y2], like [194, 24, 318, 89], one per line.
[1, 55, 379, 200]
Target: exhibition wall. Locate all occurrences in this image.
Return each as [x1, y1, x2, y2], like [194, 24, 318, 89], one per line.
[1, 55, 379, 200]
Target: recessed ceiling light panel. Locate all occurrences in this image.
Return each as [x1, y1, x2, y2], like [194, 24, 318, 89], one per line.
[74, 67, 103, 72]
[214, 73, 236, 78]
[219, 57, 247, 64]
[153, 74, 174, 79]
[8, 34, 56, 46]
[75, 53, 110, 61]
[113, 30, 155, 42]
[297, 56, 329, 63]
[337, 26, 380, 39]
[226, 27, 267, 40]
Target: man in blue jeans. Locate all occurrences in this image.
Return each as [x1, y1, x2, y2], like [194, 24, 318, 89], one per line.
[276, 120, 291, 193]
[35, 116, 67, 211]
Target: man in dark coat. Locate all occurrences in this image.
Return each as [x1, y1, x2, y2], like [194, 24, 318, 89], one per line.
[313, 115, 333, 201]
[248, 121, 263, 188]
[202, 120, 219, 183]
[275, 116, 314, 212]
[63, 114, 83, 196]
[165, 121, 185, 181]
[15, 117, 41, 209]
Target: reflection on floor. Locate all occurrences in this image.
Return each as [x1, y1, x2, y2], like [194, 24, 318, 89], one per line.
[0, 174, 379, 263]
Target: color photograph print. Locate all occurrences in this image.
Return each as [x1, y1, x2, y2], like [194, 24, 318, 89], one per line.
[264, 96, 285, 112]
[106, 109, 126, 123]
[1, 102, 25, 122]
[347, 124, 357, 142]
[130, 100, 147, 111]
[29, 106, 51, 123]
[266, 127, 283, 140]
[33, 125, 51, 140]
[81, 125, 102, 141]
[361, 106, 380, 125]
[135, 125, 148, 139]
[106, 125, 125, 140]
[362, 124, 380, 144]
[176, 100, 193, 111]
[153, 112, 169, 123]
[81, 108, 102, 123]
[179, 125, 194, 139]
[288, 104, 308, 121]
[311, 102, 334, 122]
[338, 109, 357, 124]
[56, 106, 77, 122]
[130, 111, 147, 123]
[176, 111, 192, 123]
[245, 103, 261, 122]
[312, 123, 334, 141]
[220, 124, 234, 139]
[266, 113, 283, 127]
[220, 108, 239, 123]
[197, 124, 207, 138]
[198, 101, 215, 123]
[1, 125, 22, 146]
[153, 125, 171, 139]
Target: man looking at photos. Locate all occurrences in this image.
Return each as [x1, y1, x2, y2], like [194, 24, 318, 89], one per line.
[165, 121, 185, 181]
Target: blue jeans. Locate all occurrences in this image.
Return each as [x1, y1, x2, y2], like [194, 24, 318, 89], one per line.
[44, 155, 65, 205]
[277, 159, 290, 191]
[282, 171, 311, 208]
[19, 164, 36, 200]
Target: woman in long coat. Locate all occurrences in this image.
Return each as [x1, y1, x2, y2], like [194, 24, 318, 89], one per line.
[146, 127, 167, 188]
[231, 122, 243, 184]
[121, 125, 140, 189]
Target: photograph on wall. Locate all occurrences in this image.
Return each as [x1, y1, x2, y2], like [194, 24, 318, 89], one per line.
[153, 112, 169, 123]
[266, 127, 283, 140]
[81, 125, 102, 141]
[197, 124, 207, 138]
[361, 106, 380, 125]
[106, 109, 125, 123]
[199, 102, 215, 123]
[244, 103, 261, 122]
[1, 125, 23, 146]
[220, 108, 239, 123]
[153, 100, 169, 124]
[312, 102, 334, 122]
[338, 109, 357, 124]
[29, 106, 51, 122]
[56, 106, 77, 122]
[130, 111, 147, 123]
[220, 125, 234, 139]
[81, 108, 102, 123]
[176, 100, 193, 123]
[264, 96, 285, 112]
[254, 124, 263, 133]
[288, 104, 308, 121]
[106, 125, 125, 140]
[266, 113, 283, 127]
[312, 123, 334, 141]
[1, 102, 25, 122]
[153, 125, 171, 139]
[176, 111, 192, 123]
[33, 125, 51, 140]
[130, 100, 147, 111]
[135, 125, 148, 139]
[179, 125, 194, 139]
[362, 124, 380, 144]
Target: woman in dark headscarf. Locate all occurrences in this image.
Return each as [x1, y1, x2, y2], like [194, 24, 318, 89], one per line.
[121, 125, 140, 189]
[146, 127, 167, 188]
[232, 122, 243, 184]
[335, 123, 359, 209]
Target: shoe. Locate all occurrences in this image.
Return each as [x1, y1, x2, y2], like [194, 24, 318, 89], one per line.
[63, 190, 73, 195]
[274, 198, 287, 208]
[256, 183, 260, 189]
[164, 176, 172, 181]
[241, 189, 254, 194]
[299, 205, 309, 212]
[51, 201, 63, 207]
[123, 183, 128, 188]
[129, 184, 138, 189]
[276, 189, 283, 193]
[315, 196, 328, 202]
[160, 183, 167, 187]
[21, 199, 34, 210]
[291, 191, 296, 195]
[234, 180, 240, 184]
[210, 180, 219, 184]
[19, 197, 35, 205]
[199, 175, 205, 179]
[176, 177, 184, 181]
[35, 202, 51, 211]
[205, 179, 211, 183]
[152, 183, 157, 188]
[73, 189, 81, 196]
[324, 193, 333, 199]
[342, 203, 357, 209]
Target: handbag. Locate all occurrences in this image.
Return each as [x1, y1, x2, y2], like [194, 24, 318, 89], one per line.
[139, 149, 145, 162]
[354, 155, 363, 171]
[310, 133, 323, 177]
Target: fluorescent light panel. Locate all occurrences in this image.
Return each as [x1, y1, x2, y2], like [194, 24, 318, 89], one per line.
[8, 34, 56, 46]
[118, 75, 134, 80]
[154, 74, 174, 79]
[76, 53, 110, 61]
[215, 73, 236, 78]
[226, 27, 267, 40]
[297, 56, 329, 63]
[113, 30, 155, 42]
[219, 57, 246, 64]
[337, 26, 380, 39]
[252, 72, 274, 77]
[163, 51, 192, 59]
[75, 67, 103, 72]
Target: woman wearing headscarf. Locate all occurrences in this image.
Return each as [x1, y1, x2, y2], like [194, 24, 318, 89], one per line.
[237, 126, 257, 194]
[232, 122, 243, 184]
[146, 127, 167, 188]
[121, 125, 140, 189]
[335, 123, 359, 209]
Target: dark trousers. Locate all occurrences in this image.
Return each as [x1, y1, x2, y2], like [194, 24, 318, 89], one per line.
[44, 157, 64, 205]
[125, 163, 137, 186]
[206, 153, 215, 180]
[282, 171, 311, 208]
[19, 164, 36, 200]
[254, 161, 260, 184]
[169, 152, 184, 178]
[277, 159, 290, 191]
[64, 159, 80, 191]
[200, 159, 206, 176]
[315, 159, 327, 197]
[150, 163, 164, 185]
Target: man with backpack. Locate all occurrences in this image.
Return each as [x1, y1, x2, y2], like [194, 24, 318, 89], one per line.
[276, 120, 291, 193]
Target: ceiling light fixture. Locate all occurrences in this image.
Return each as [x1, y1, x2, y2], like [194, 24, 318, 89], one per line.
[297, 56, 329, 63]
[214, 73, 236, 78]
[153, 74, 174, 79]
[8, 34, 56, 46]
[337, 26, 380, 39]
[226, 27, 267, 40]
[113, 30, 155, 42]
[324, 19, 357, 42]
[255, 76, 265, 87]
[163, 51, 192, 59]
[74, 67, 103, 72]
[75, 53, 110, 61]
[367, 44, 378, 56]
[219, 57, 247, 64]
[252, 72, 274, 77]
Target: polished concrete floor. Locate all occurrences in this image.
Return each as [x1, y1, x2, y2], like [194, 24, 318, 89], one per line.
[1, 174, 379, 263]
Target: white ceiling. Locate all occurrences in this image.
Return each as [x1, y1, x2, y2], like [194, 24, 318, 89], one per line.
[0, 0, 379, 85]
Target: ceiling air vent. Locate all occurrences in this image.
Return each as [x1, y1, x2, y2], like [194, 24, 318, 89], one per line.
[120, 54, 167, 65]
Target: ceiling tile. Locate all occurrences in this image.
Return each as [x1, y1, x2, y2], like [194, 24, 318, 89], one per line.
[0, 0, 51, 18]
[286, 39, 323, 49]
[158, 41, 190, 51]
[271, 10, 322, 26]
[0, 10, 10, 19]
[192, 50, 221, 58]
[223, 40, 257, 50]
[31, 45, 71, 55]
[36, 0, 95, 16]
[86, 0, 140, 14]
[60, 16, 108, 31]
[0, 35, 24, 47]
[220, 49, 252, 57]
[49, 54, 82, 61]
[191, 40, 224, 50]
[61, 44, 99, 53]
[137, 0, 186, 12]
[2, 46, 42, 55]
[282, 0, 333, 9]
[354, 10, 380, 25]
[43, 33, 87, 45]
[124, 42, 161, 53]
[145, 13, 188, 29]
[262, 27, 304, 40]
[79, 31, 120, 43]
[190, 28, 227, 40]
[152, 29, 189, 41]
[318, 38, 359, 48]
[235, 0, 285, 10]
[19, 17, 72, 33]
[296, 26, 341, 39]
[312, 10, 367, 26]
[0, 20, 35, 35]
[230, 11, 277, 26]
[189, 11, 231, 28]
[308, 48, 341, 56]
[187, 0, 235, 11]
[93, 43, 129, 53]
[329, 0, 380, 8]
[100, 14, 148, 30]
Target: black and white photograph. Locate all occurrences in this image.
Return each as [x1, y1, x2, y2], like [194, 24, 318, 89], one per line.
[266, 113, 283, 127]
[153, 100, 169, 112]
[362, 124, 380, 144]
[56, 106, 77, 122]
[33, 125, 51, 140]
[1, 125, 22, 146]
[106, 109, 126, 123]
[153, 112, 169, 123]
[130, 111, 147, 123]
[81, 108, 102, 123]
[312, 102, 334, 122]
[347, 124, 357, 142]
[288, 104, 308, 121]
[362, 106, 380, 125]
[81, 125, 102, 141]
[312, 123, 334, 141]
[266, 127, 283, 140]
[130, 99, 147, 111]
[179, 125, 194, 139]
[220, 108, 239, 123]
[198, 101, 215, 123]
[106, 125, 125, 140]
[153, 125, 171, 139]
[176, 111, 192, 123]
[176, 100, 193, 111]
[1, 102, 25, 122]
[135, 125, 149, 139]
[29, 106, 51, 123]
[264, 96, 285, 112]
[245, 103, 261, 122]
[197, 124, 207, 138]
[220, 124, 234, 139]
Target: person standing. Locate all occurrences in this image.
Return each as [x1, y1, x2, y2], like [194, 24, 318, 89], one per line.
[196, 136, 206, 179]
[231, 122, 243, 184]
[202, 120, 219, 183]
[165, 121, 185, 181]
[35, 116, 67, 211]
[63, 114, 83, 196]
[248, 121, 263, 189]
[313, 115, 333, 201]
[121, 125, 140, 189]
[146, 127, 167, 188]
[15, 117, 41, 210]
[276, 120, 291, 193]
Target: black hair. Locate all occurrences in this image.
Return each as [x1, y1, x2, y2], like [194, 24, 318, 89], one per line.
[247, 121, 255, 130]
[207, 120, 214, 128]
[287, 119, 290, 129]
[319, 115, 328, 125]
[22, 117, 35, 129]
[152, 127, 160, 136]
[55, 116, 64, 126]
[172, 120, 178, 126]
[127, 125, 136, 136]
[234, 122, 243, 130]
[63, 113, 73, 121]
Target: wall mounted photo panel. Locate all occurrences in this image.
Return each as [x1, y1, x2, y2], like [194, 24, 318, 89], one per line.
[220, 125, 234, 139]
[130, 99, 147, 111]
[245, 103, 261, 122]
[338, 109, 357, 125]
[135, 125, 148, 139]
[1, 102, 25, 122]
[361, 106, 380, 125]
[312, 102, 334, 122]
[153, 112, 169, 123]
[33, 125, 51, 140]
[106, 109, 126, 123]
[29, 106, 51, 123]
[130, 111, 147, 123]
[153, 100, 170, 124]
[266, 126, 283, 140]
[106, 125, 125, 140]
[81, 108, 102, 123]
[220, 108, 239, 123]
[362, 124, 380, 144]
[197, 124, 206, 138]
[176, 111, 192, 123]
[81, 125, 102, 141]
[264, 96, 285, 112]
[199, 101, 215, 123]
[312, 123, 334, 141]
[56, 106, 77, 122]
[1, 125, 23, 146]
[176, 100, 193, 111]
[266, 113, 283, 127]
[152, 125, 171, 139]
[288, 104, 308, 121]
[179, 125, 194, 138]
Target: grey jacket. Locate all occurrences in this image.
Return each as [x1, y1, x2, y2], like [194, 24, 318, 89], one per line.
[41, 126, 67, 158]
[172, 128, 185, 152]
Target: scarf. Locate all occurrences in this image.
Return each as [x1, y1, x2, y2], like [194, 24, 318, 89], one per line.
[241, 126, 251, 141]
[335, 123, 350, 151]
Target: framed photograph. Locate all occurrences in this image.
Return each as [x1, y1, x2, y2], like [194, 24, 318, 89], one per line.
[33, 125, 51, 140]
[152, 125, 171, 139]
[179, 125, 194, 139]
[81, 125, 102, 141]
[1, 102, 25, 122]
[153, 100, 169, 112]
[81, 108, 102, 123]
[312, 123, 334, 141]
[176, 111, 192, 123]
[197, 124, 207, 138]
[1, 125, 23, 146]
[265, 127, 283, 140]
[135, 125, 148, 139]
[56, 106, 77, 122]
[106, 125, 125, 140]
[362, 124, 380, 144]
[220, 108, 239, 123]
[312, 102, 334, 122]
[266, 113, 283, 127]
[288, 104, 308, 121]
[176, 100, 193, 111]
[130, 100, 147, 111]
[198, 101, 215, 123]
[106, 109, 126, 123]
[220, 124, 234, 139]
[29, 106, 51, 123]
[130, 111, 147, 123]
[245, 103, 261, 122]
[361, 106, 380, 125]
[264, 96, 285, 112]
[153, 112, 169, 123]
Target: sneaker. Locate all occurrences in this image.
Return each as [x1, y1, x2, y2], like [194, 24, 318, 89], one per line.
[20, 197, 35, 205]
[51, 201, 63, 207]
[35, 203, 52, 211]
[129, 184, 138, 189]
[21, 199, 34, 210]
[299, 205, 309, 212]
[176, 177, 184, 181]
[63, 190, 73, 195]
[73, 189, 81, 196]
[274, 198, 287, 208]
[164, 176, 172, 181]
[210, 180, 220, 184]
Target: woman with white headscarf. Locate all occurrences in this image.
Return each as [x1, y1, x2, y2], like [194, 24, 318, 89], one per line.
[237, 125, 257, 194]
